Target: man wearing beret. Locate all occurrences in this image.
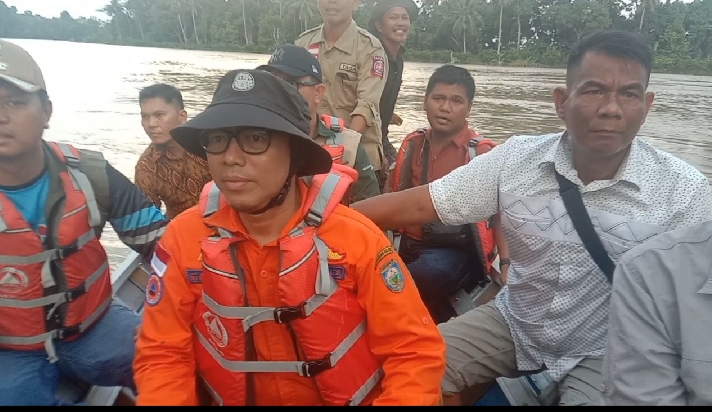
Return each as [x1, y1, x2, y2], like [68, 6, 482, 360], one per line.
[369, 0, 419, 171]
[133, 69, 446, 406]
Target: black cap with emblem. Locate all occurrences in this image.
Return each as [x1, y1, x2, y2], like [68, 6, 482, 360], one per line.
[170, 69, 332, 177]
[256, 44, 323, 84]
[368, 0, 419, 34]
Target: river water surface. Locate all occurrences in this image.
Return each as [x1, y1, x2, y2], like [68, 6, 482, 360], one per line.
[5, 38, 712, 268]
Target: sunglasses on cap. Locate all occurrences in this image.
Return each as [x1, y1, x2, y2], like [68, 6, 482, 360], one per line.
[200, 128, 273, 155]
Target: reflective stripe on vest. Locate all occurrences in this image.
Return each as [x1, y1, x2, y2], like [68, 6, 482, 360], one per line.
[195, 169, 383, 406]
[55, 142, 103, 229]
[0, 296, 111, 362]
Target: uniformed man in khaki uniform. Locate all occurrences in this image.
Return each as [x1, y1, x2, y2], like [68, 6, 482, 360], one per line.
[294, 0, 389, 186]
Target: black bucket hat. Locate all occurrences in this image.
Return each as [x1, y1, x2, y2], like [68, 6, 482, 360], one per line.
[170, 69, 332, 177]
[368, 0, 419, 35]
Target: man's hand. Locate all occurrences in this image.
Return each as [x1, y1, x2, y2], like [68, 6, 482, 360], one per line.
[390, 113, 403, 126]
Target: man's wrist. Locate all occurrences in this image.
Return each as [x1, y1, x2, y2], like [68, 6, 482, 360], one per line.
[500, 258, 511, 267]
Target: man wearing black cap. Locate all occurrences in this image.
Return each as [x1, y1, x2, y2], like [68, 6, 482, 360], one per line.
[133, 69, 446, 406]
[257, 44, 381, 202]
[369, 0, 419, 170]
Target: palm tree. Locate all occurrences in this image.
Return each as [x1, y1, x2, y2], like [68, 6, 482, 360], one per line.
[497, 0, 513, 60]
[451, 0, 482, 54]
[100, 0, 125, 39]
[292, 0, 317, 33]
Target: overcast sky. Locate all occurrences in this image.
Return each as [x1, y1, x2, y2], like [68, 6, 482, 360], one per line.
[4, 0, 110, 19]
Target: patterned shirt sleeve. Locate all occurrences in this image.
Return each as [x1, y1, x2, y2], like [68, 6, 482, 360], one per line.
[428, 140, 508, 226]
[134, 160, 162, 209]
[106, 163, 167, 257]
[666, 176, 712, 231]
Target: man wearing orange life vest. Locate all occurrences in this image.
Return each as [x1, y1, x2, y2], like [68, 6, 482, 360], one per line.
[133, 69, 446, 406]
[385, 65, 510, 323]
[0, 40, 167, 405]
[257, 44, 381, 202]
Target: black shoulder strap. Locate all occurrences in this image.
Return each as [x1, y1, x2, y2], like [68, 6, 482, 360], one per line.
[555, 171, 615, 283]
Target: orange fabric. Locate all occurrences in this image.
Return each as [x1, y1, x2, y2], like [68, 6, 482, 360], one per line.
[0, 142, 112, 350]
[398, 128, 493, 240]
[134, 180, 446, 406]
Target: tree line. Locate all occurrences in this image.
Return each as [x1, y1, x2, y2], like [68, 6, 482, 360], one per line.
[1, 0, 711, 75]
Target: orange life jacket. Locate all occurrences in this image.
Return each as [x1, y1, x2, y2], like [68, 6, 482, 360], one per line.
[0, 142, 112, 363]
[389, 128, 498, 274]
[319, 114, 347, 165]
[193, 167, 383, 406]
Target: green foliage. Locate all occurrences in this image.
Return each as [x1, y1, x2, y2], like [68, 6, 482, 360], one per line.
[1, 0, 711, 75]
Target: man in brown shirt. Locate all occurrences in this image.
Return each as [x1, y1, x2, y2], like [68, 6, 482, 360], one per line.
[294, 0, 389, 185]
[134, 84, 212, 219]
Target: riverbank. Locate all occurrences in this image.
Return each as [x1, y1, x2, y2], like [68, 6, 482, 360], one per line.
[12, 37, 712, 77]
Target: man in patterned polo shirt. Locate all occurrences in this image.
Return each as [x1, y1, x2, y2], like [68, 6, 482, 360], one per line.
[352, 29, 712, 405]
[135, 84, 212, 219]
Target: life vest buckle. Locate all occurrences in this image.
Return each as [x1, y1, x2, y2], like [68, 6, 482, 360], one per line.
[64, 284, 87, 302]
[56, 324, 81, 340]
[58, 242, 80, 259]
[273, 302, 307, 324]
[301, 355, 332, 378]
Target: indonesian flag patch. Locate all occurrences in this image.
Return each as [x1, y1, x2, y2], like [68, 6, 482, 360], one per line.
[150, 243, 170, 278]
[371, 56, 385, 78]
[308, 43, 320, 59]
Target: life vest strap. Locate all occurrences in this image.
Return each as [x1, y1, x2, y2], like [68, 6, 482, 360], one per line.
[0, 202, 7, 233]
[203, 183, 223, 218]
[0, 228, 96, 289]
[467, 137, 485, 160]
[0, 295, 111, 363]
[195, 319, 367, 377]
[349, 368, 385, 406]
[54, 142, 103, 229]
[304, 172, 342, 227]
[0, 260, 107, 310]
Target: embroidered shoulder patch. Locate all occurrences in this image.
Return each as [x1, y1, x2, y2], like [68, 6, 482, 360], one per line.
[380, 259, 405, 293]
[375, 245, 394, 267]
[327, 246, 347, 263]
[146, 273, 164, 306]
[150, 243, 170, 278]
[186, 269, 203, 284]
[308, 42, 320, 59]
[329, 265, 346, 281]
[371, 56, 385, 78]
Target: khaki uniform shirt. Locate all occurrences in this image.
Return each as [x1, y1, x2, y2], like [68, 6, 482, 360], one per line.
[135, 144, 212, 219]
[295, 20, 388, 171]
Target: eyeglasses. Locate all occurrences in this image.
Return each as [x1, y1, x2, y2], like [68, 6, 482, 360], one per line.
[285, 78, 320, 89]
[200, 128, 272, 155]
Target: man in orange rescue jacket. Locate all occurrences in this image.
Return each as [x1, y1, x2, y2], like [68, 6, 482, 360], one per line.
[386, 65, 510, 323]
[133, 69, 446, 406]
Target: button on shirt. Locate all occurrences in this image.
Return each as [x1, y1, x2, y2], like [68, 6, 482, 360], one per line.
[428, 132, 712, 381]
[602, 220, 712, 405]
